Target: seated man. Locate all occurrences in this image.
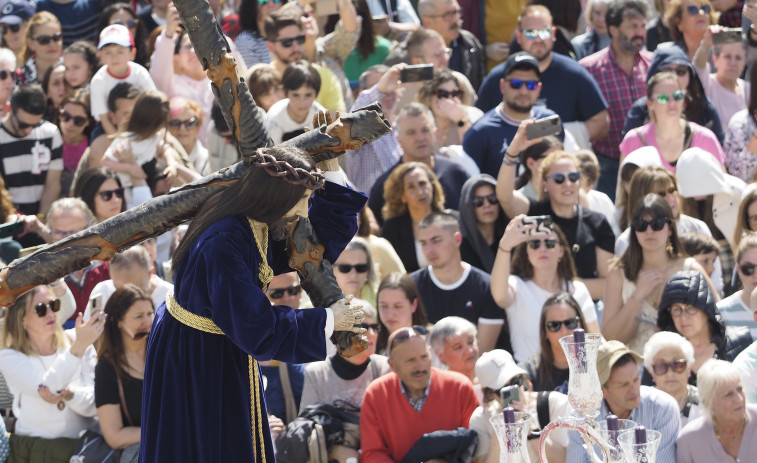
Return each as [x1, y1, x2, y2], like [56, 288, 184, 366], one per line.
[361, 326, 479, 462]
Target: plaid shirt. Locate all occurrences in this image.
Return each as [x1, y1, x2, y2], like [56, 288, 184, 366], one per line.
[400, 375, 432, 412]
[580, 47, 652, 160]
[719, 0, 744, 27]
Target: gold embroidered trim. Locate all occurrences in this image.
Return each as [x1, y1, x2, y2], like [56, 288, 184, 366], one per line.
[248, 218, 273, 293]
[165, 292, 224, 335]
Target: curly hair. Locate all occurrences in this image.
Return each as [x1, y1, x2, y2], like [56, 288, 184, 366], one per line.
[381, 162, 445, 221]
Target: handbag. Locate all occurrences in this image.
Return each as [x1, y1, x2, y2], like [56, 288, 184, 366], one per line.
[70, 371, 134, 463]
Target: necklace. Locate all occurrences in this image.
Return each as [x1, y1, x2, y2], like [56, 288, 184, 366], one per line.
[715, 416, 746, 446]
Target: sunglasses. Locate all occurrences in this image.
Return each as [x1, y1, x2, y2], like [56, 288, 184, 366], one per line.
[270, 35, 305, 48]
[652, 90, 686, 104]
[664, 67, 689, 77]
[527, 238, 557, 250]
[0, 70, 14, 81]
[358, 322, 380, 331]
[522, 28, 552, 40]
[388, 325, 428, 352]
[35, 299, 61, 317]
[686, 4, 711, 15]
[652, 359, 687, 375]
[168, 117, 199, 129]
[31, 33, 63, 45]
[267, 284, 302, 299]
[670, 304, 700, 317]
[547, 171, 581, 184]
[631, 216, 668, 233]
[336, 263, 369, 274]
[1, 24, 22, 34]
[545, 317, 581, 333]
[258, 0, 283, 4]
[112, 19, 138, 28]
[12, 112, 42, 130]
[740, 263, 756, 276]
[436, 88, 463, 100]
[97, 188, 124, 201]
[506, 78, 539, 91]
[59, 110, 88, 127]
[473, 193, 497, 208]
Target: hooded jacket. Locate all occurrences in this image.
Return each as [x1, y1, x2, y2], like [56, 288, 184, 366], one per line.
[621, 46, 724, 144]
[458, 174, 509, 272]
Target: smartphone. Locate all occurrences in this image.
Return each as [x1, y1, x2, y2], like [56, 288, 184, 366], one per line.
[90, 294, 103, 314]
[500, 385, 520, 405]
[522, 215, 553, 236]
[0, 220, 24, 239]
[400, 64, 434, 83]
[315, 0, 338, 16]
[526, 114, 562, 140]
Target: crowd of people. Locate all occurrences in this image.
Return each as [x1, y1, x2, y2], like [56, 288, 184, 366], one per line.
[0, 0, 757, 462]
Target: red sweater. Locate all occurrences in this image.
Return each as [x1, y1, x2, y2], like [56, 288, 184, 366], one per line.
[360, 368, 479, 463]
[65, 261, 110, 321]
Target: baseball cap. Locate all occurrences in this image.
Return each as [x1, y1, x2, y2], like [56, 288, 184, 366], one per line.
[503, 52, 540, 78]
[597, 340, 643, 386]
[475, 349, 528, 390]
[0, 0, 35, 25]
[98, 24, 134, 50]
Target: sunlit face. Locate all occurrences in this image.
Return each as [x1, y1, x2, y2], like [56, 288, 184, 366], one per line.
[711, 378, 746, 423]
[747, 199, 757, 232]
[592, 5, 608, 34]
[98, 44, 133, 77]
[418, 223, 460, 270]
[49, 208, 88, 242]
[647, 78, 684, 121]
[363, 309, 379, 355]
[110, 263, 150, 292]
[93, 178, 124, 223]
[670, 303, 709, 340]
[714, 42, 746, 82]
[389, 335, 432, 391]
[110, 96, 136, 128]
[423, 0, 462, 44]
[46, 65, 67, 108]
[177, 34, 203, 78]
[266, 272, 301, 309]
[63, 52, 92, 89]
[0, 59, 14, 103]
[650, 180, 680, 218]
[2, 20, 28, 53]
[378, 288, 417, 335]
[473, 184, 499, 225]
[526, 230, 563, 270]
[268, 25, 304, 64]
[27, 21, 62, 62]
[334, 248, 369, 298]
[119, 299, 154, 342]
[419, 37, 450, 69]
[737, 248, 757, 292]
[543, 158, 580, 207]
[677, 1, 712, 35]
[23, 286, 58, 341]
[544, 303, 581, 348]
[516, 13, 555, 61]
[633, 213, 671, 251]
[500, 69, 541, 114]
[439, 331, 478, 375]
[649, 346, 690, 396]
[602, 360, 642, 417]
[58, 102, 89, 141]
[396, 113, 435, 161]
[612, 12, 646, 55]
[257, 87, 284, 113]
[285, 85, 317, 122]
[400, 168, 433, 210]
[167, 107, 200, 152]
[431, 79, 461, 116]
[257, 0, 283, 25]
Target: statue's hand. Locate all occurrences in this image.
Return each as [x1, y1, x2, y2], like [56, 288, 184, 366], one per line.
[331, 296, 366, 333]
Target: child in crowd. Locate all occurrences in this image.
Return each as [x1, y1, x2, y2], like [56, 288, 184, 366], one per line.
[264, 60, 325, 144]
[90, 24, 155, 135]
[679, 231, 721, 281]
[62, 40, 100, 90]
[246, 64, 284, 113]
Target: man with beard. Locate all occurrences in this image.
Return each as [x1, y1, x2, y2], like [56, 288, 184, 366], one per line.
[360, 326, 479, 462]
[463, 51, 564, 178]
[580, 0, 652, 199]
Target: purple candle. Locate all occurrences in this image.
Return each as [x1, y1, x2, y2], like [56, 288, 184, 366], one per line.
[573, 328, 586, 370]
[634, 426, 647, 445]
[606, 415, 619, 446]
[503, 406, 515, 452]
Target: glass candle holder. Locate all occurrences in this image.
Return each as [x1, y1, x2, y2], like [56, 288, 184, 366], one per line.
[618, 428, 661, 463]
[597, 418, 638, 463]
[559, 332, 603, 418]
[490, 411, 531, 463]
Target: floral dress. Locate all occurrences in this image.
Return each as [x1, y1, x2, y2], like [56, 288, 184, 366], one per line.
[723, 108, 757, 182]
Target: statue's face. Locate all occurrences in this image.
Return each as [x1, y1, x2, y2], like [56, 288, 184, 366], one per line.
[284, 193, 310, 219]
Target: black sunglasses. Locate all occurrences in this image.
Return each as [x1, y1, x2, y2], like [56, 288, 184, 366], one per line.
[0, 70, 14, 81]
[686, 4, 711, 15]
[664, 67, 689, 77]
[505, 78, 539, 90]
[31, 33, 63, 45]
[631, 216, 668, 233]
[389, 325, 428, 352]
[97, 188, 124, 201]
[436, 88, 463, 100]
[35, 299, 61, 317]
[336, 263, 369, 274]
[112, 19, 138, 28]
[545, 316, 580, 333]
[168, 117, 199, 129]
[12, 112, 42, 130]
[527, 238, 557, 250]
[547, 171, 581, 184]
[270, 35, 305, 47]
[267, 284, 302, 299]
[358, 322, 380, 331]
[59, 110, 88, 127]
[652, 359, 687, 375]
[740, 263, 756, 276]
[473, 193, 497, 208]
[1, 24, 22, 34]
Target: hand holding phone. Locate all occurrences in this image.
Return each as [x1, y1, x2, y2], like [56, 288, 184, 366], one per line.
[400, 64, 434, 83]
[522, 215, 553, 236]
[526, 115, 562, 140]
[500, 385, 520, 405]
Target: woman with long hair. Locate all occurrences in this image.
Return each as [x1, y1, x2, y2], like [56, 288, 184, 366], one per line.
[513, 136, 563, 201]
[41, 60, 66, 124]
[459, 174, 509, 273]
[342, 0, 392, 85]
[167, 97, 210, 176]
[0, 48, 16, 119]
[491, 216, 599, 362]
[333, 237, 379, 307]
[97, 4, 149, 68]
[663, 0, 716, 62]
[234, 0, 283, 66]
[571, 0, 611, 59]
[733, 186, 757, 248]
[72, 167, 126, 224]
[95, 285, 154, 462]
[724, 66, 757, 182]
[374, 272, 429, 355]
[0, 1, 33, 67]
[58, 89, 93, 196]
[21, 12, 63, 84]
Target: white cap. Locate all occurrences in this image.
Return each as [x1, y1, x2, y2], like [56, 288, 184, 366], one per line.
[475, 349, 528, 390]
[98, 24, 133, 50]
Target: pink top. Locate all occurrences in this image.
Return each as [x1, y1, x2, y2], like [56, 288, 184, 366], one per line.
[62, 138, 88, 173]
[619, 121, 725, 172]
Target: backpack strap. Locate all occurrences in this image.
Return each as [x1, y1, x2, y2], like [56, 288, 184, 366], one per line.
[635, 128, 649, 146]
[279, 362, 297, 424]
[537, 391, 551, 430]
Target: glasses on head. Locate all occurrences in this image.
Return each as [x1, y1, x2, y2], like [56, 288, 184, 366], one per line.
[112, 19, 138, 29]
[473, 193, 497, 208]
[527, 238, 557, 250]
[35, 299, 60, 317]
[168, 117, 199, 129]
[631, 216, 668, 233]
[270, 35, 306, 48]
[652, 359, 687, 375]
[97, 188, 124, 201]
[652, 90, 686, 104]
[358, 322, 380, 331]
[428, 7, 463, 21]
[436, 88, 463, 100]
[740, 263, 756, 276]
[12, 112, 42, 130]
[31, 33, 63, 45]
[388, 325, 428, 352]
[59, 110, 88, 127]
[522, 28, 552, 40]
[670, 304, 700, 317]
[686, 4, 711, 15]
[267, 284, 302, 299]
[545, 316, 581, 333]
[258, 0, 283, 4]
[547, 171, 581, 184]
[664, 66, 689, 77]
[336, 263, 369, 274]
[0, 70, 14, 81]
[506, 78, 540, 91]
[1, 24, 22, 34]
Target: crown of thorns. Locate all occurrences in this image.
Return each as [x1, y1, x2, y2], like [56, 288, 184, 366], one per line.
[248, 148, 325, 190]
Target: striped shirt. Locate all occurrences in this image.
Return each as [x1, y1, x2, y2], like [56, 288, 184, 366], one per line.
[717, 292, 757, 340]
[234, 30, 271, 67]
[35, 0, 101, 47]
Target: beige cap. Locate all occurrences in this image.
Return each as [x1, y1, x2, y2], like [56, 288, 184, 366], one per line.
[597, 340, 643, 386]
[475, 349, 528, 390]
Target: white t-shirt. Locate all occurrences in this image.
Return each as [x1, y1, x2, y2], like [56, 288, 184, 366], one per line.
[89, 61, 156, 120]
[264, 98, 326, 145]
[506, 275, 597, 362]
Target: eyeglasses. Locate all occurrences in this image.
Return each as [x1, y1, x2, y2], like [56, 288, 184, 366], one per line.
[436, 88, 463, 100]
[547, 171, 581, 184]
[97, 188, 124, 201]
[51, 228, 80, 238]
[655, 186, 677, 197]
[505, 78, 540, 91]
[267, 284, 302, 299]
[427, 7, 462, 21]
[670, 304, 700, 317]
[545, 316, 581, 333]
[473, 193, 497, 208]
[631, 216, 668, 233]
[59, 110, 88, 127]
[336, 263, 369, 274]
[527, 238, 557, 250]
[740, 263, 756, 276]
[258, 0, 283, 4]
[388, 325, 428, 353]
[358, 322, 380, 331]
[270, 35, 305, 47]
[429, 47, 453, 60]
[1, 24, 22, 34]
[112, 19, 138, 29]
[31, 33, 63, 45]
[168, 117, 199, 129]
[652, 359, 687, 375]
[35, 299, 61, 317]
[0, 70, 14, 81]
[686, 4, 711, 15]
[652, 90, 686, 104]
[521, 28, 552, 40]
[664, 66, 689, 77]
[12, 112, 42, 130]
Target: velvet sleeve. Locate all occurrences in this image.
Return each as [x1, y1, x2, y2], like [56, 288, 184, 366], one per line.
[307, 181, 367, 264]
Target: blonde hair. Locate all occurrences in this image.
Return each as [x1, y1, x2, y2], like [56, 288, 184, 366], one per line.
[24, 12, 61, 62]
[537, 150, 579, 201]
[1, 285, 66, 355]
[697, 359, 743, 423]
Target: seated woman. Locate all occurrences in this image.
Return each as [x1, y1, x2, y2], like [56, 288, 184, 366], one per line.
[724, 67, 757, 182]
[677, 359, 757, 462]
[0, 284, 105, 462]
[642, 331, 702, 428]
[428, 317, 479, 384]
[333, 237, 378, 307]
[167, 97, 211, 176]
[657, 270, 752, 384]
[459, 174, 509, 273]
[95, 284, 154, 463]
[374, 273, 429, 355]
[491, 215, 599, 362]
[72, 167, 126, 224]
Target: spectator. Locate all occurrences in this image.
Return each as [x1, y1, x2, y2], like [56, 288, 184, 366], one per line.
[364, 0, 420, 39]
[356, 206, 406, 280]
[98, 3, 149, 68]
[334, 237, 378, 307]
[57, 88, 93, 196]
[734, 186, 757, 248]
[71, 166, 126, 224]
[95, 284, 154, 462]
[34, 0, 100, 47]
[360, 326, 479, 462]
[428, 316, 479, 382]
[265, 272, 304, 310]
[613, 151, 663, 231]
[506, 0, 581, 60]
[0, 284, 104, 460]
[342, 0, 392, 87]
[0, 47, 14, 118]
[21, 11, 62, 84]
[492, 216, 599, 361]
[571, 0, 612, 60]
[167, 97, 210, 176]
[62, 41, 99, 91]
[265, 60, 326, 144]
[716, 234, 757, 337]
[565, 340, 680, 463]
[514, 136, 563, 201]
[85, 82, 139, 170]
[646, 0, 674, 51]
[375, 272, 429, 355]
[733, 287, 757, 404]
[245, 64, 283, 113]
[459, 174, 509, 273]
[518, 292, 590, 392]
[663, 0, 716, 62]
[679, 231, 721, 281]
[723, 66, 757, 182]
[0, 0, 35, 68]
[234, 0, 281, 66]
[41, 59, 66, 124]
[575, 150, 619, 236]
[676, 359, 757, 462]
[137, 0, 168, 35]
